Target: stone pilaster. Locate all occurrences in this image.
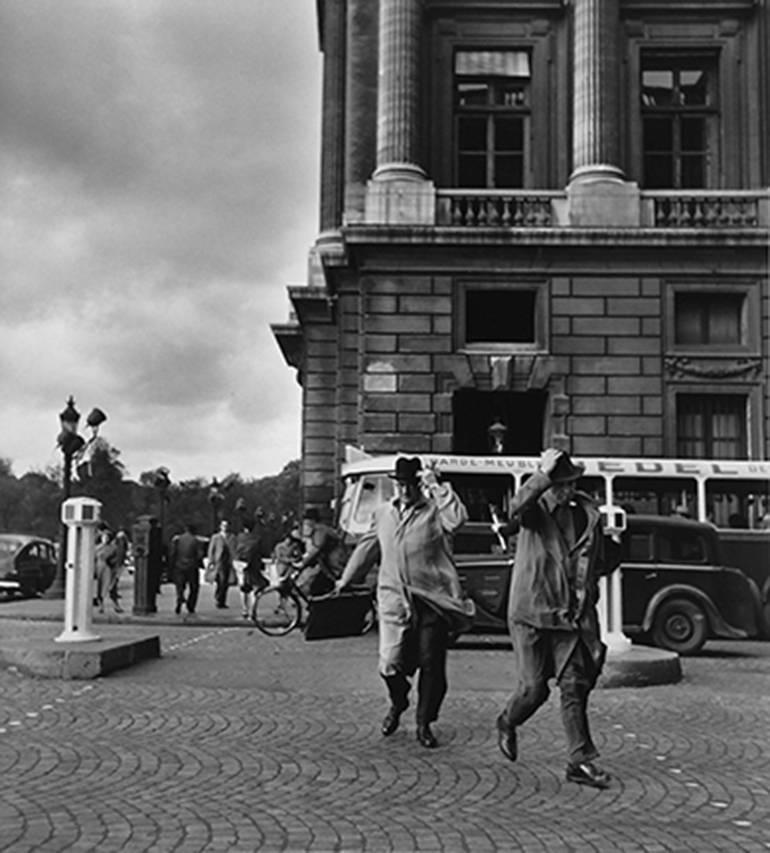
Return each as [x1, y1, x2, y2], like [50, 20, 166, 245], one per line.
[344, 0, 379, 223]
[319, 0, 346, 234]
[567, 0, 639, 226]
[365, 0, 435, 224]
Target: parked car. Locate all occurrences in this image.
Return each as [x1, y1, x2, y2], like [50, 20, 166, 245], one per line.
[0, 534, 58, 597]
[453, 515, 761, 655]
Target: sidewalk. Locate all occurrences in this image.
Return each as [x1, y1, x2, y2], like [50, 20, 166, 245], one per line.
[0, 571, 256, 630]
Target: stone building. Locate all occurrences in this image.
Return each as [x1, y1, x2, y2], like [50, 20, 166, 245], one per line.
[273, 0, 770, 513]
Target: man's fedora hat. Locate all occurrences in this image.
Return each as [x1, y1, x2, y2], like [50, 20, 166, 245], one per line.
[549, 451, 585, 484]
[390, 456, 423, 483]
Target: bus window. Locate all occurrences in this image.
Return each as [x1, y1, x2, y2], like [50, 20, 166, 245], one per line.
[612, 477, 697, 518]
[705, 479, 770, 530]
[441, 473, 514, 523]
[578, 476, 606, 505]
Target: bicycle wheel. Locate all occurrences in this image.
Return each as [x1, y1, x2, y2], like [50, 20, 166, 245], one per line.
[252, 587, 302, 636]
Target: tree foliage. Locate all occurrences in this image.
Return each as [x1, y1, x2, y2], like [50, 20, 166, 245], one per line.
[0, 448, 301, 553]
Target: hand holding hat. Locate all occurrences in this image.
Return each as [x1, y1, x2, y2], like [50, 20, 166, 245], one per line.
[540, 448, 585, 483]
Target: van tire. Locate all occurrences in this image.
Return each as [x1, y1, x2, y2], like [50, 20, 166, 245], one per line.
[651, 597, 708, 655]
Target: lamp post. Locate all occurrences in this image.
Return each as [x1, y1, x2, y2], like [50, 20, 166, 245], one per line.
[45, 397, 87, 599]
[152, 467, 171, 582]
[152, 466, 171, 537]
[208, 478, 225, 533]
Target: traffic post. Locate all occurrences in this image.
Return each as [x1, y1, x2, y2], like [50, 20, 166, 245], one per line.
[55, 497, 102, 644]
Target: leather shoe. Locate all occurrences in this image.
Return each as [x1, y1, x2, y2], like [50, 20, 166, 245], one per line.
[566, 761, 611, 789]
[381, 705, 405, 737]
[416, 724, 438, 749]
[496, 715, 517, 763]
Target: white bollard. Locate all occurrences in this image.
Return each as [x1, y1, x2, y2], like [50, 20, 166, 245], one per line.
[55, 497, 103, 643]
[598, 504, 632, 654]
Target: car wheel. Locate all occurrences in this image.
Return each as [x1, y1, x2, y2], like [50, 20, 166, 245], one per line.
[651, 597, 708, 655]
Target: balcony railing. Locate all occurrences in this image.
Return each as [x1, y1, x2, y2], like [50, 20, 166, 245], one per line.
[436, 190, 563, 227]
[434, 188, 769, 229]
[641, 190, 765, 228]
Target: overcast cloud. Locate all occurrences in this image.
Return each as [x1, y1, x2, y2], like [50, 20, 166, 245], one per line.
[0, 1, 320, 482]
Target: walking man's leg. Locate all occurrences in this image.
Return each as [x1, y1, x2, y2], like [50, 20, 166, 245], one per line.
[558, 640, 610, 789]
[187, 569, 199, 613]
[414, 601, 449, 748]
[497, 623, 551, 762]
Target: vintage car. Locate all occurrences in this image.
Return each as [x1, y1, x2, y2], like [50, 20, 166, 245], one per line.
[0, 534, 58, 597]
[453, 515, 761, 655]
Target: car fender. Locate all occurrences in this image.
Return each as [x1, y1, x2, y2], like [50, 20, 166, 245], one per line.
[641, 584, 747, 640]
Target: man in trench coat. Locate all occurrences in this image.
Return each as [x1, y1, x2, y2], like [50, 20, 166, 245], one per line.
[336, 456, 475, 749]
[493, 447, 621, 789]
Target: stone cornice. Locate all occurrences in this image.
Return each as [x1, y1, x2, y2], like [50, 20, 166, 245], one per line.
[341, 225, 769, 249]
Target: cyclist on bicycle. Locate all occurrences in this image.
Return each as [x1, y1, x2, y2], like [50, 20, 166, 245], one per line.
[272, 527, 305, 581]
[294, 508, 346, 596]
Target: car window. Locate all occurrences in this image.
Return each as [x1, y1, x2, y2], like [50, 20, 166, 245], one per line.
[625, 532, 652, 562]
[657, 530, 707, 563]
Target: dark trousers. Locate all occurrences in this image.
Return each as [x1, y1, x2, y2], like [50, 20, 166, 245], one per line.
[214, 569, 229, 607]
[175, 568, 200, 613]
[500, 623, 599, 765]
[383, 599, 450, 726]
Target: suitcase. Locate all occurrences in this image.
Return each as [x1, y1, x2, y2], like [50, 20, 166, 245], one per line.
[304, 586, 374, 641]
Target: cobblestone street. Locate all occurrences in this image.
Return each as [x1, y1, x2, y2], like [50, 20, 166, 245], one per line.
[0, 620, 768, 852]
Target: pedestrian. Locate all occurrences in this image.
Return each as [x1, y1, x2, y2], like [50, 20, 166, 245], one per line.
[108, 527, 129, 610]
[295, 507, 346, 596]
[235, 520, 268, 619]
[492, 447, 621, 789]
[94, 528, 117, 614]
[335, 456, 475, 749]
[207, 518, 236, 609]
[169, 522, 204, 615]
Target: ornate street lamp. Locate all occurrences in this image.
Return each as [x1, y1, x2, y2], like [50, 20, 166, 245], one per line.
[208, 478, 225, 533]
[488, 417, 508, 455]
[152, 467, 171, 575]
[45, 397, 91, 599]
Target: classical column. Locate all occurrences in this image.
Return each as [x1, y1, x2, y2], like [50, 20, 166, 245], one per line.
[344, 0, 379, 222]
[319, 0, 346, 234]
[570, 0, 623, 183]
[372, 0, 424, 181]
[365, 0, 434, 223]
[567, 0, 639, 225]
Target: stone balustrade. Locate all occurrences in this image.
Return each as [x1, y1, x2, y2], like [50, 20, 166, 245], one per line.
[435, 188, 769, 229]
[641, 191, 768, 228]
[436, 190, 561, 227]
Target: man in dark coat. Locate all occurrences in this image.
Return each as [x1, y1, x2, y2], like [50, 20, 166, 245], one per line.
[169, 522, 204, 615]
[493, 447, 621, 789]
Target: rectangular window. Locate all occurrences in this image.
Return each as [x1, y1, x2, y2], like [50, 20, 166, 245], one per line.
[676, 395, 747, 458]
[674, 292, 745, 345]
[466, 289, 536, 344]
[457, 281, 547, 352]
[641, 53, 718, 189]
[454, 50, 530, 188]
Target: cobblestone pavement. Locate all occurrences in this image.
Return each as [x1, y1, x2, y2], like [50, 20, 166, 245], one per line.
[0, 623, 768, 852]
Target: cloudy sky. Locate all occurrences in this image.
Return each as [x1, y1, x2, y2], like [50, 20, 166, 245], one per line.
[0, 1, 321, 483]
